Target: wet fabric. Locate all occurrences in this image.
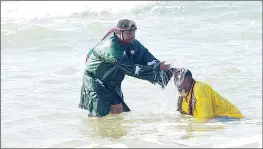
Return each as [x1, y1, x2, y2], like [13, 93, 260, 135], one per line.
[79, 32, 174, 117]
[179, 81, 243, 119]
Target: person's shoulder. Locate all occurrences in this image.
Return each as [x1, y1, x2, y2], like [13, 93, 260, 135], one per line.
[99, 33, 120, 49]
[133, 39, 141, 44]
[132, 39, 142, 46]
[108, 33, 119, 44]
[132, 39, 150, 52]
[195, 80, 212, 91]
[194, 80, 214, 99]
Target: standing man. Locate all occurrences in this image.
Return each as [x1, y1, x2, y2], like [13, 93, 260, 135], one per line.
[79, 19, 174, 117]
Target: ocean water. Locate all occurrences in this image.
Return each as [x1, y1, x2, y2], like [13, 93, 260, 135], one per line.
[1, 1, 262, 148]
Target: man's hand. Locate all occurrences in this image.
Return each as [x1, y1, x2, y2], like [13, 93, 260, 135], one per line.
[173, 68, 179, 75]
[160, 61, 171, 71]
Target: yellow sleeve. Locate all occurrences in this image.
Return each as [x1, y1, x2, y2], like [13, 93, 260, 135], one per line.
[195, 85, 214, 118]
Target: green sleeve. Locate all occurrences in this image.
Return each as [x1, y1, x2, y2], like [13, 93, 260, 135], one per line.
[117, 62, 173, 88]
[124, 40, 174, 88]
[92, 35, 174, 88]
[136, 41, 160, 66]
[115, 57, 174, 89]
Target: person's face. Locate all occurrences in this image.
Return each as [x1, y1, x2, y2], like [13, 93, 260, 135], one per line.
[122, 30, 135, 43]
[174, 70, 189, 91]
[178, 78, 189, 91]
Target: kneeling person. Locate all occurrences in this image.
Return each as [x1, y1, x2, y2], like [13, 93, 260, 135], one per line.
[173, 68, 243, 119]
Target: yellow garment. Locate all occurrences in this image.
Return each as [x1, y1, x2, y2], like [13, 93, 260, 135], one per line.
[181, 81, 243, 119]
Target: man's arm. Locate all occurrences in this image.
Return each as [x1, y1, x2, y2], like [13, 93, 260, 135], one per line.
[115, 59, 173, 89]
[135, 41, 160, 66]
[116, 41, 174, 88]
[93, 37, 173, 88]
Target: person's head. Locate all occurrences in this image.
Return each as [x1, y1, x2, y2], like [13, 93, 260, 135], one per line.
[115, 19, 137, 43]
[174, 68, 194, 96]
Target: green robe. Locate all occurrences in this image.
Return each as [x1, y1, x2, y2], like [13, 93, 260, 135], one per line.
[79, 32, 174, 117]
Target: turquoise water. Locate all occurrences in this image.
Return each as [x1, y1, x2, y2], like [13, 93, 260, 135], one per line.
[1, 1, 262, 148]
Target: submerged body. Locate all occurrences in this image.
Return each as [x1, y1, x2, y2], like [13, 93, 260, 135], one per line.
[180, 81, 243, 119]
[174, 68, 243, 120]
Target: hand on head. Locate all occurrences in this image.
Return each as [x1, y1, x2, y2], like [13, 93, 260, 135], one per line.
[160, 61, 171, 71]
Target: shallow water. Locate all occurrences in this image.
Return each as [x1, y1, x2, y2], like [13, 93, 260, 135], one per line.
[1, 1, 262, 148]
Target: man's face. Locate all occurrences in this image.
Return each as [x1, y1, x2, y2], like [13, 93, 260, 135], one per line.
[122, 30, 135, 43]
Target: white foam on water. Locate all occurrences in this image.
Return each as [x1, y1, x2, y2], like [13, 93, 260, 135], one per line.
[213, 135, 262, 148]
[75, 143, 128, 148]
[1, 1, 155, 21]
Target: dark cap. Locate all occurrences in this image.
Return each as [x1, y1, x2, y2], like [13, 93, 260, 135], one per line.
[184, 69, 192, 77]
[116, 19, 137, 31]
